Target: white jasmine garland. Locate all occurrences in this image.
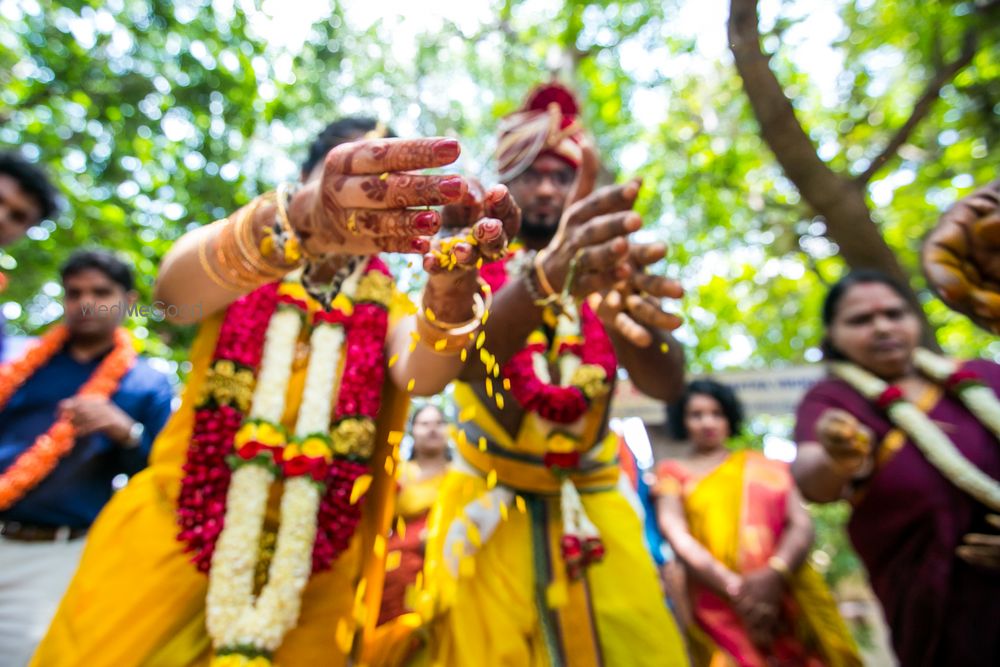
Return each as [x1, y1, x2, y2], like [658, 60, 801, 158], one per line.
[556, 303, 581, 385]
[295, 322, 345, 436]
[232, 476, 320, 649]
[207, 299, 302, 649]
[913, 348, 1000, 437]
[208, 262, 367, 663]
[250, 307, 303, 423]
[831, 360, 1000, 512]
[206, 463, 273, 647]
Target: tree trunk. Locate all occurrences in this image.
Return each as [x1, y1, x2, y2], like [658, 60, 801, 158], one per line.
[727, 0, 943, 349]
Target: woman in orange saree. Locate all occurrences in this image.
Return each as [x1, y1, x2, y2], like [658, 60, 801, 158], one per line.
[655, 380, 859, 667]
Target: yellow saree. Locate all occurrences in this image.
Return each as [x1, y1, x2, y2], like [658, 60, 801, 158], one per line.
[31, 291, 411, 667]
[656, 451, 860, 667]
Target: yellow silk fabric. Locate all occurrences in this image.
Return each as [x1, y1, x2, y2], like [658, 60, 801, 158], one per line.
[395, 461, 447, 520]
[32, 299, 410, 667]
[416, 382, 689, 667]
[674, 452, 860, 667]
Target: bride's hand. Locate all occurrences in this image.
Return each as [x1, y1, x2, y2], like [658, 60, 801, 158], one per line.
[288, 137, 468, 257]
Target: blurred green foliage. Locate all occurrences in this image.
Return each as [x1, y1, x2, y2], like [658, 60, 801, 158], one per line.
[1, 0, 997, 597]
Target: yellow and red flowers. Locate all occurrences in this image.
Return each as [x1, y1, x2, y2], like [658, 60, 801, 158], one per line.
[177, 258, 393, 664]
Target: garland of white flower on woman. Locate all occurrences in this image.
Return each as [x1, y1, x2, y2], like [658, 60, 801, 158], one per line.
[831, 348, 1000, 512]
[205, 261, 389, 665]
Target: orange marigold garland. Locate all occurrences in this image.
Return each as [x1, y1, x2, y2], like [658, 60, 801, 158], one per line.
[0, 325, 136, 509]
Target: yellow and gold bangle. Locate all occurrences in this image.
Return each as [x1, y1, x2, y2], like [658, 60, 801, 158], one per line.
[416, 280, 493, 355]
[533, 248, 560, 299]
[197, 220, 243, 292]
[274, 182, 306, 263]
[215, 215, 270, 290]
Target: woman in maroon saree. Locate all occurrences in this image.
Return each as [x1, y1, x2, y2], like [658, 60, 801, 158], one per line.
[794, 270, 1000, 667]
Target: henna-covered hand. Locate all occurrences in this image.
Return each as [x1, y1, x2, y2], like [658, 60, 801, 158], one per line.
[922, 179, 1000, 334]
[539, 179, 644, 299]
[592, 243, 684, 348]
[287, 137, 468, 257]
[422, 185, 521, 323]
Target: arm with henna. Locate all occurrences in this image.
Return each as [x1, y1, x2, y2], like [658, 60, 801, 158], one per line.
[389, 186, 518, 396]
[458, 180, 645, 381]
[154, 137, 466, 323]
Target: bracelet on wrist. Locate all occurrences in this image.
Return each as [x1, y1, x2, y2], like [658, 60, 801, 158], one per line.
[416, 279, 493, 355]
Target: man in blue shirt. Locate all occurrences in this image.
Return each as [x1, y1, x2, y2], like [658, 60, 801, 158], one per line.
[0, 152, 60, 361]
[0, 249, 173, 665]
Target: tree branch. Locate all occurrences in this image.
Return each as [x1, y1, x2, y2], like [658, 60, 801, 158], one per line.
[855, 30, 978, 185]
[728, 0, 857, 215]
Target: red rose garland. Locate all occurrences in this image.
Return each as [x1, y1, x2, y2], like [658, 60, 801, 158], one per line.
[178, 283, 280, 571]
[503, 305, 615, 423]
[481, 254, 616, 425]
[178, 258, 391, 574]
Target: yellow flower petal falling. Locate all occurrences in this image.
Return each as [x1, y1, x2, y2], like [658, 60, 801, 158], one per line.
[388, 353, 399, 368]
[350, 474, 373, 505]
[515, 495, 526, 513]
[486, 469, 498, 489]
[335, 618, 353, 654]
[386, 550, 402, 571]
[388, 431, 404, 445]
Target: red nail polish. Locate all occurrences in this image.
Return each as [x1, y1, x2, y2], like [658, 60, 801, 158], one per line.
[433, 139, 460, 161]
[412, 238, 430, 253]
[439, 176, 465, 199]
[414, 211, 440, 233]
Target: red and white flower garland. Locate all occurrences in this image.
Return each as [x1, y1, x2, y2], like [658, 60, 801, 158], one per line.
[481, 254, 617, 577]
[176, 258, 391, 665]
[831, 348, 1000, 512]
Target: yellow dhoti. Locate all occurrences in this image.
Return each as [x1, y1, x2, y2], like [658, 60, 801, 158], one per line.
[418, 384, 688, 667]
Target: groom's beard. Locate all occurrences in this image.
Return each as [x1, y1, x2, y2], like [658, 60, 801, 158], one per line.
[518, 214, 559, 244]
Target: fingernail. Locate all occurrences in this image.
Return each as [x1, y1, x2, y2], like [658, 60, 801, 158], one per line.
[486, 185, 506, 203]
[414, 211, 440, 233]
[625, 180, 640, 199]
[476, 218, 502, 241]
[439, 176, 465, 199]
[625, 213, 642, 231]
[454, 244, 473, 261]
[411, 238, 430, 253]
[433, 139, 460, 161]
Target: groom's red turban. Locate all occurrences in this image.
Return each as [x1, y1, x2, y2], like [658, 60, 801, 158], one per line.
[496, 82, 583, 182]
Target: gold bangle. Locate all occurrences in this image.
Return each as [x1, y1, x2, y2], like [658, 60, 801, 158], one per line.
[215, 216, 269, 290]
[416, 280, 492, 354]
[533, 249, 559, 298]
[234, 196, 288, 277]
[275, 182, 308, 262]
[767, 555, 794, 582]
[197, 221, 242, 292]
